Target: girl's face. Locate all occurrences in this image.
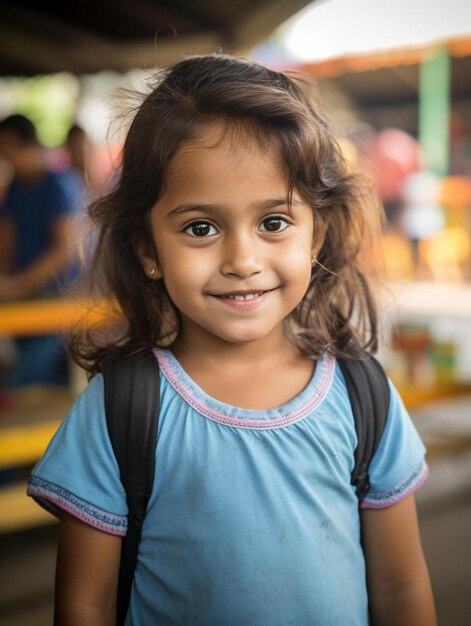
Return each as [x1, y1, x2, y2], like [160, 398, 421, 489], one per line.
[141, 123, 317, 352]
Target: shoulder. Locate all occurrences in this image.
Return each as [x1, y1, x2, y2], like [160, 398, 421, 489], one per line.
[42, 170, 79, 212]
[55, 168, 85, 194]
[72, 371, 105, 405]
[39, 170, 62, 188]
[329, 355, 428, 508]
[72, 373, 106, 424]
[28, 372, 128, 531]
[45, 374, 106, 445]
[362, 376, 428, 509]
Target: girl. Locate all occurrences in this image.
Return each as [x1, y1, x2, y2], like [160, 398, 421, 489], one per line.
[28, 54, 436, 625]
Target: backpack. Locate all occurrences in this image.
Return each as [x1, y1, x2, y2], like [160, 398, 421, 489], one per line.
[101, 351, 390, 626]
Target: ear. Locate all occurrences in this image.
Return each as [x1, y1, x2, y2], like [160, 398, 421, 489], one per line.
[136, 240, 161, 280]
[142, 259, 162, 280]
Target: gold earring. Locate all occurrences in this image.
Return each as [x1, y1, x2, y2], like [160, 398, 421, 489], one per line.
[311, 253, 317, 266]
[149, 267, 159, 279]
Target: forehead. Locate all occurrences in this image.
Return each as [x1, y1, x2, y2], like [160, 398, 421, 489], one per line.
[163, 122, 287, 196]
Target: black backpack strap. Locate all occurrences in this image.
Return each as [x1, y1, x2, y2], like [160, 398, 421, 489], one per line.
[100, 351, 160, 626]
[337, 355, 390, 505]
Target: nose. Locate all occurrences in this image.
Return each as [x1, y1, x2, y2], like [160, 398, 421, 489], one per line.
[220, 232, 263, 279]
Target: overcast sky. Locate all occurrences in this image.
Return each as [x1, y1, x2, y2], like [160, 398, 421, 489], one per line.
[280, 0, 471, 61]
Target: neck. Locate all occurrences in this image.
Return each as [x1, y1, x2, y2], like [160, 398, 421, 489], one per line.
[172, 324, 301, 373]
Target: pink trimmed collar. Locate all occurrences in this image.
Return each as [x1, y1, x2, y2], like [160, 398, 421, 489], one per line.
[154, 348, 335, 430]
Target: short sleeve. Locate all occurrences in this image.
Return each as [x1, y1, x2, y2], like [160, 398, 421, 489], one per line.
[47, 173, 77, 219]
[27, 374, 128, 536]
[361, 379, 428, 509]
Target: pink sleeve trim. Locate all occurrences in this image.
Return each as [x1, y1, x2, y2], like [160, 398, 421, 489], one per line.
[27, 476, 128, 536]
[361, 460, 429, 510]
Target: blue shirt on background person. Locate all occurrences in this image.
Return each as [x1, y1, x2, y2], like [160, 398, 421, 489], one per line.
[0, 114, 85, 387]
[1, 169, 81, 290]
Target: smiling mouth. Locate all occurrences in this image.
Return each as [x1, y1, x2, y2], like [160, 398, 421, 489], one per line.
[220, 291, 267, 301]
[210, 289, 276, 307]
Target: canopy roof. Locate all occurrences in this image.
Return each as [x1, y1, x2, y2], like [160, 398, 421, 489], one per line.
[299, 41, 471, 108]
[0, 0, 311, 76]
[271, 0, 471, 128]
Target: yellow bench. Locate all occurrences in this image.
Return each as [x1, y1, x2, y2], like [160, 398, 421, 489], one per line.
[0, 389, 70, 533]
[0, 419, 61, 470]
[0, 297, 112, 336]
[0, 417, 64, 533]
[0, 481, 57, 533]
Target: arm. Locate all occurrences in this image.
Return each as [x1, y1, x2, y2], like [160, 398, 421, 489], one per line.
[0, 216, 14, 272]
[361, 494, 436, 626]
[0, 216, 73, 300]
[54, 511, 122, 626]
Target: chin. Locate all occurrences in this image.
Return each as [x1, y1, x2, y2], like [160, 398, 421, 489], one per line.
[217, 328, 273, 345]
[227, 335, 263, 345]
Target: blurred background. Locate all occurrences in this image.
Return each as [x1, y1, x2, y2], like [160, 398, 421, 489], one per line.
[0, 1, 470, 624]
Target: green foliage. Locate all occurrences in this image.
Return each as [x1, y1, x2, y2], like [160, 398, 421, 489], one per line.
[1, 73, 80, 146]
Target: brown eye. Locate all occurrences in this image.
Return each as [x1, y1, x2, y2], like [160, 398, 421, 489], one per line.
[185, 221, 217, 237]
[259, 217, 289, 232]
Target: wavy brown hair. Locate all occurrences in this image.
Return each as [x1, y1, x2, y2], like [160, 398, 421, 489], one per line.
[70, 53, 383, 376]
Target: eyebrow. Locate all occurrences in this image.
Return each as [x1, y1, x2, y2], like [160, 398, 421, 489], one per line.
[166, 198, 305, 218]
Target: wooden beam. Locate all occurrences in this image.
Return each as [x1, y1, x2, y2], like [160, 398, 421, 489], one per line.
[0, 1, 315, 75]
[0, 26, 225, 74]
[233, 0, 314, 52]
[0, 3, 223, 74]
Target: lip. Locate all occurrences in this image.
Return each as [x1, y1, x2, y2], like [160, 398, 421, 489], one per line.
[211, 289, 275, 310]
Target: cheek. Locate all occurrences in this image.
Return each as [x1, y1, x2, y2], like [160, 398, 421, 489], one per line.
[278, 244, 312, 278]
[279, 258, 312, 302]
[159, 244, 213, 289]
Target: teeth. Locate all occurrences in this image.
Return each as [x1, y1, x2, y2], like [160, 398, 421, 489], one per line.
[224, 292, 264, 300]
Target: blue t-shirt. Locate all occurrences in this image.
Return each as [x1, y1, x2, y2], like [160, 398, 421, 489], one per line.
[0, 170, 82, 285]
[28, 348, 427, 626]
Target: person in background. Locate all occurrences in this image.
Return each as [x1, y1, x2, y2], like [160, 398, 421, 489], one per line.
[0, 114, 78, 386]
[64, 123, 95, 191]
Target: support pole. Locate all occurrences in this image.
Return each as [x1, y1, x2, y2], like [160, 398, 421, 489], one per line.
[419, 47, 451, 176]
